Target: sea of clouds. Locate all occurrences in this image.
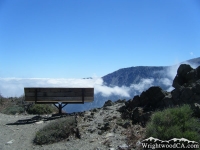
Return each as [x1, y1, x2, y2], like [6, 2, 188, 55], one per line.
[0, 62, 198, 98]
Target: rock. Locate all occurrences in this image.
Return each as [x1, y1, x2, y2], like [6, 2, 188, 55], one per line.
[115, 99, 126, 103]
[173, 64, 198, 88]
[171, 87, 184, 103]
[186, 69, 196, 82]
[192, 80, 200, 94]
[98, 130, 103, 135]
[90, 139, 96, 143]
[177, 64, 193, 79]
[88, 127, 96, 133]
[35, 121, 44, 124]
[173, 76, 183, 89]
[118, 143, 128, 149]
[105, 133, 114, 138]
[197, 66, 200, 78]
[103, 122, 112, 131]
[191, 103, 200, 118]
[131, 107, 152, 127]
[102, 138, 112, 147]
[117, 105, 126, 112]
[131, 107, 142, 123]
[75, 128, 81, 139]
[91, 108, 98, 112]
[6, 140, 14, 145]
[130, 95, 140, 108]
[103, 100, 113, 107]
[159, 95, 174, 108]
[122, 122, 131, 129]
[144, 86, 166, 105]
[180, 87, 194, 103]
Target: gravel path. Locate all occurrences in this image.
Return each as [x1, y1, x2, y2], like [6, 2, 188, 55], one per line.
[0, 103, 132, 150]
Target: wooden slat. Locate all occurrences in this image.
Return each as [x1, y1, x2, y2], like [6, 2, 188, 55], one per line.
[25, 87, 93, 92]
[25, 96, 93, 102]
[24, 87, 94, 103]
[25, 91, 93, 97]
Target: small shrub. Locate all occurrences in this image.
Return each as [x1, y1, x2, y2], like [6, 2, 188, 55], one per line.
[34, 116, 76, 145]
[3, 105, 24, 115]
[27, 104, 56, 115]
[145, 105, 200, 142]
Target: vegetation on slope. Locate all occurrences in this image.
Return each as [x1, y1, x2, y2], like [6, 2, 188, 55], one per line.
[145, 104, 200, 142]
[0, 94, 57, 115]
[34, 116, 77, 145]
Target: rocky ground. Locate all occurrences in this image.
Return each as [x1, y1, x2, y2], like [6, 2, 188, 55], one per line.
[2, 64, 199, 150]
[0, 100, 144, 150]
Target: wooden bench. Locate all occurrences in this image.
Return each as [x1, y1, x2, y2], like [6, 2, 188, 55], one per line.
[24, 87, 94, 114]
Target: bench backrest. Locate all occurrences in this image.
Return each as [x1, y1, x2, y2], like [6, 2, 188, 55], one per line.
[24, 87, 94, 103]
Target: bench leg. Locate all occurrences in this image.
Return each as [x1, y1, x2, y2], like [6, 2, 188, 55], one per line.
[59, 104, 62, 114]
[53, 103, 68, 114]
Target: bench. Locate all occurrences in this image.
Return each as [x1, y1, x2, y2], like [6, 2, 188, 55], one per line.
[24, 87, 94, 114]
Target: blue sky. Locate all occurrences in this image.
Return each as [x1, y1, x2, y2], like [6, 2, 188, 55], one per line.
[0, 0, 200, 78]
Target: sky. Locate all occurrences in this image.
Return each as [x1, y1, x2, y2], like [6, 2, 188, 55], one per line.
[0, 0, 200, 97]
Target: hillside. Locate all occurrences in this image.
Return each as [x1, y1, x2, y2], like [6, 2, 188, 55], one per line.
[102, 57, 200, 88]
[102, 66, 168, 87]
[1, 63, 200, 150]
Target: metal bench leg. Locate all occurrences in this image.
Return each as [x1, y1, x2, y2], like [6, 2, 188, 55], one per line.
[53, 103, 68, 114]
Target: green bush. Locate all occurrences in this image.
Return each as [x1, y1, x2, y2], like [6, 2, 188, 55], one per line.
[145, 105, 200, 142]
[3, 105, 24, 115]
[34, 116, 76, 145]
[27, 104, 56, 115]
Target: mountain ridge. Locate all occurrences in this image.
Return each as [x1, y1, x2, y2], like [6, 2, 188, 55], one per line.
[102, 57, 200, 88]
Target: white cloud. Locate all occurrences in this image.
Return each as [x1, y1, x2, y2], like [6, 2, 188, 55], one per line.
[0, 77, 130, 98]
[165, 65, 179, 80]
[130, 78, 154, 93]
[190, 52, 194, 56]
[157, 78, 172, 87]
[95, 84, 130, 97]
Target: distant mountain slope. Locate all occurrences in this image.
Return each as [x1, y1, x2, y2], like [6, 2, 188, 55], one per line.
[185, 57, 200, 64]
[102, 66, 168, 87]
[102, 57, 200, 88]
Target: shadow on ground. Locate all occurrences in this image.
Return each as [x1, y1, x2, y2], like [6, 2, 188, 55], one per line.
[6, 113, 74, 125]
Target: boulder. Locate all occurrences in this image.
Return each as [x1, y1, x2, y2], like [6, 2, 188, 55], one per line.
[130, 95, 140, 108]
[171, 87, 183, 104]
[131, 107, 152, 127]
[173, 76, 184, 89]
[139, 86, 167, 108]
[125, 95, 140, 110]
[115, 99, 126, 104]
[172, 64, 200, 88]
[179, 87, 194, 103]
[158, 94, 174, 109]
[185, 69, 196, 82]
[196, 66, 200, 78]
[103, 100, 113, 107]
[177, 64, 193, 79]
[192, 80, 200, 94]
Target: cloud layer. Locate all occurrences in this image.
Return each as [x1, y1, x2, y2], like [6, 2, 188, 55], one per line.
[1, 62, 198, 98]
[0, 77, 131, 98]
